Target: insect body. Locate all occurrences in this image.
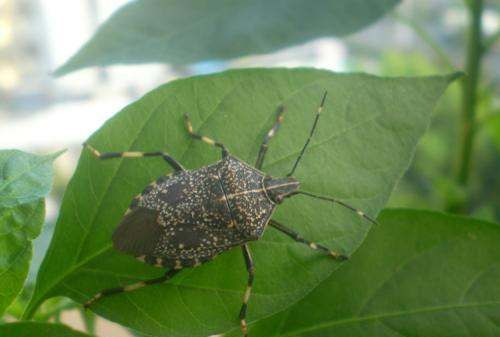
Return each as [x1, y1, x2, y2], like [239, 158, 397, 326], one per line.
[83, 92, 377, 337]
[114, 155, 296, 269]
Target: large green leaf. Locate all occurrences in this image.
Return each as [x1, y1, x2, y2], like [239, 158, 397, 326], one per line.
[232, 209, 500, 337]
[0, 322, 95, 337]
[26, 68, 459, 336]
[0, 200, 44, 315]
[55, 0, 400, 76]
[0, 150, 62, 208]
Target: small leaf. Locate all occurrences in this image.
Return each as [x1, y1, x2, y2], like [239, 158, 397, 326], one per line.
[0, 200, 45, 315]
[233, 209, 500, 337]
[0, 322, 96, 337]
[26, 69, 459, 336]
[0, 150, 59, 316]
[55, 0, 400, 75]
[6, 292, 76, 322]
[0, 150, 63, 208]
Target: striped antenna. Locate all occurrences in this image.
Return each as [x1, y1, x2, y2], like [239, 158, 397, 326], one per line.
[292, 190, 379, 225]
[287, 91, 327, 177]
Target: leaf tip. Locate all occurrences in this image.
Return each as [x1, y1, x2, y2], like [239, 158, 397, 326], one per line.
[447, 71, 465, 83]
[53, 149, 67, 158]
[52, 64, 71, 78]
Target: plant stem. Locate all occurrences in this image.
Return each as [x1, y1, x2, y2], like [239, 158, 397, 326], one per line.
[451, 0, 483, 213]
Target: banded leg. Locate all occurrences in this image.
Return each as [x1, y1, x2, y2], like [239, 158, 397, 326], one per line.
[84, 269, 180, 309]
[183, 113, 228, 157]
[255, 105, 285, 169]
[269, 219, 347, 260]
[83, 143, 184, 172]
[239, 244, 254, 337]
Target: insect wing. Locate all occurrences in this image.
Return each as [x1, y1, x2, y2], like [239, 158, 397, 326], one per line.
[112, 207, 162, 256]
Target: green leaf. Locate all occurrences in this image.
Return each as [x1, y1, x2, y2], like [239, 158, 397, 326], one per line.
[55, 0, 400, 76]
[26, 68, 459, 336]
[0, 150, 60, 316]
[6, 292, 76, 322]
[0, 200, 45, 315]
[232, 209, 500, 337]
[0, 322, 96, 337]
[0, 150, 63, 208]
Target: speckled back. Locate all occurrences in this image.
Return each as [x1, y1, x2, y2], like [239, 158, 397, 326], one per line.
[114, 164, 230, 268]
[113, 156, 275, 269]
[218, 156, 276, 239]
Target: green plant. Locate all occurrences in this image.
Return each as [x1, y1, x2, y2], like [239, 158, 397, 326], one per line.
[1, 1, 497, 336]
[389, 0, 499, 216]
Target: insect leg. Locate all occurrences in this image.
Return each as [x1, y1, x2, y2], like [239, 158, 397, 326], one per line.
[239, 244, 254, 337]
[255, 105, 285, 170]
[83, 143, 184, 172]
[269, 219, 348, 260]
[183, 113, 228, 157]
[84, 269, 180, 309]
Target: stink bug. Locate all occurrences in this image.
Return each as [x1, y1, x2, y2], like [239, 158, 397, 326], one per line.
[83, 92, 377, 337]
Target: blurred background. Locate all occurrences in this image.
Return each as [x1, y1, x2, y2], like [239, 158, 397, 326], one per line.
[0, 0, 498, 335]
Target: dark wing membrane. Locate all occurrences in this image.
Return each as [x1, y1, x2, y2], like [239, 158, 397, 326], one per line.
[112, 207, 162, 256]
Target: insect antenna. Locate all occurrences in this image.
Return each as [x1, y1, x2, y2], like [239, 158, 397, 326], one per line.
[287, 91, 327, 177]
[288, 190, 379, 225]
